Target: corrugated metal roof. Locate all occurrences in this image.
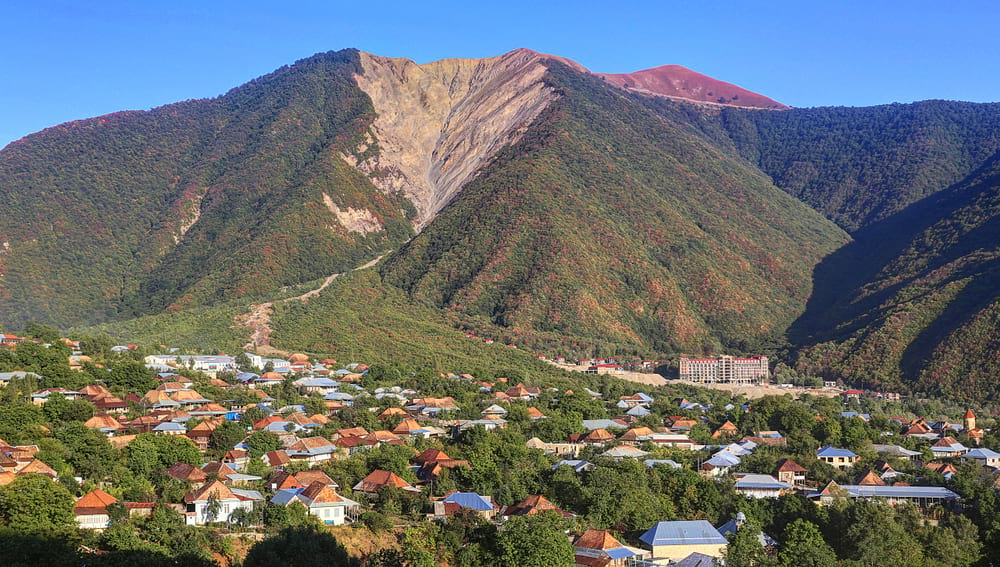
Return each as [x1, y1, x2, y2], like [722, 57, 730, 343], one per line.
[442, 492, 494, 511]
[817, 446, 858, 458]
[840, 485, 959, 499]
[639, 520, 727, 547]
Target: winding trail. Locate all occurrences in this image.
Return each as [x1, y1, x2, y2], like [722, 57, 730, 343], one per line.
[235, 253, 389, 355]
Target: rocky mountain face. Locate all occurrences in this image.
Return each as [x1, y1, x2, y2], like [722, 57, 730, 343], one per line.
[6, 47, 1000, 397]
[351, 49, 563, 229]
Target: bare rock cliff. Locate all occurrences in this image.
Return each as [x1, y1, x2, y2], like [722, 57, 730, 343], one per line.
[353, 49, 563, 229]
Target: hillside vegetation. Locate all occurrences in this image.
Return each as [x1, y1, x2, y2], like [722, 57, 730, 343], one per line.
[717, 101, 1000, 232]
[381, 61, 848, 356]
[791, 151, 1000, 399]
[0, 49, 413, 329]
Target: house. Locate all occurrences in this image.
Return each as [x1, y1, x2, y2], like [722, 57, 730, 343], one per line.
[931, 437, 968, 458]
[873, 444, 922, 461]
[700, 452, 740, 477]
[353, 470, 421, 494]
[619, 427, 656, 445]
[185, 419, 223, 450]
[17, 458, 57, 478]
[31, 388, 83, 405]
[711, 421, 739, 440]
[568, 428, 615, 446]
[184, 480, 264, 526]
[618, 392, 654, 408]
[775, 458, 807, 486]
[270, 482, 359, 525]
[505, 494, 574, 518]
[582, 419, 628, 431]
[392, 418, 423, 436]
[407, 397, 460, 416]
[526, 407, 547, 420]
[553, 460, 594, 474]
[962, 447, 1000, 469]
[855, 471, 886, 486]
[816, 446, 858, 469]
[74, 489, 117, 530]
[648, 434, 697, 450]
[83, 413, 123, 435]
[926, 462, 959, 480]
[183, 480, 263, 525]
[153, 422, 187, 436]
[644, 459, 682, 470]
[412, 448, 470, 482]
[504, 383, 541, 400]
[286, 436, 337, 464]
[481, 404, 508, 417]
[166, 462, 208, 484]
[638, 520, 727, 563]
[734, 474, 791, 499]
[0, 371, 42, 387]
[600, 445, 650, 460]
[574, 529, 647, 566]
[812, 481, 959, 509]
[432, 491, 499, 521]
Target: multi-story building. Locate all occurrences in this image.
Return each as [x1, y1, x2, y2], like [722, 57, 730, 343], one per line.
[678, 355, 769, 384]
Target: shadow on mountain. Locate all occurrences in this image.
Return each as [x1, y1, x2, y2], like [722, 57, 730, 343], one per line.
[789, 150, 1000, 351]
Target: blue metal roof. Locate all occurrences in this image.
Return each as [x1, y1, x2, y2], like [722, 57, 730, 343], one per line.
[840, 485, 958, 500]
[735, 474, 790, 490]
[705, 453, 741, 467]
[644, 459, 681, 469]
[965, 448, 1000, 459]
[442, 492, 494, 511]
[817, 446, 858, 458]
[604, 547, 638, 560]
[640, 520, 727, 547]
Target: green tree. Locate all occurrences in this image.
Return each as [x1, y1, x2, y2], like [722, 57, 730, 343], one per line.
[496, 512, 574, 567]
[723, 514, 773, 567]
[209, 420, 247, 455]
[42, 393, 95, 423]
[0, 475, 76, 534]
[54, 422, 115, 479]
[107, 361, 156, 393]
[243, 526, 359, 567]
[247, 430, 282, 459]
[778, 520, 837, 567]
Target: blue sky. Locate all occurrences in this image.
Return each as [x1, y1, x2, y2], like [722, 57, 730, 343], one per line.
[2, 0, 998, 148]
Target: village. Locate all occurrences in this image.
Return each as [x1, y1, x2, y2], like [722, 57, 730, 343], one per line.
[0, 330, 996, 566]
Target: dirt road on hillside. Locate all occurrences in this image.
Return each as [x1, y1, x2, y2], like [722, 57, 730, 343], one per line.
[235, 254, 388, 355]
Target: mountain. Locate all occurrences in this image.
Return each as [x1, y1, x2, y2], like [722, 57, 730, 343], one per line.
[379, 61, 847, 355]
[597, 65, 788, 110]
[0, 48, 845, 356]
[716, 101, 1000, 232]
[0, 50, 414, 328]
[790, 151, 1000, 399]
[7, 47, 1000, 398]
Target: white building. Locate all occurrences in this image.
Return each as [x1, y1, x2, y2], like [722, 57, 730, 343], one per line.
[679, 355, 769, 384]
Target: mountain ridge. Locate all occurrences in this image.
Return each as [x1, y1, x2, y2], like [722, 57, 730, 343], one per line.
[6, 47, 1000, 399]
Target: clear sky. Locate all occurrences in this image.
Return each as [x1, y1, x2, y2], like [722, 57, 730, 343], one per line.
[2, 0, 999, 148]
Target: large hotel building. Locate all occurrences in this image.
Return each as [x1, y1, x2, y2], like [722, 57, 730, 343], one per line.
[678, 355, 769, 385]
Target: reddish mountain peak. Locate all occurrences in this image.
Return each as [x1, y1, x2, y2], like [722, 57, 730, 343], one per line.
[597, 64, 789, 109]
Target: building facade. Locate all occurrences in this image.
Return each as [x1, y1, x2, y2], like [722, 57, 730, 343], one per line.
[678, 355, 769, 384]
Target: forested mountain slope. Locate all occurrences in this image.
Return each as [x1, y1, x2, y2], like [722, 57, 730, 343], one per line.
[791, 151, 1000, 399]
[717, 101, 1000, 232]
[381, 62, 848, 355]
[0, 49, 414, 329]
